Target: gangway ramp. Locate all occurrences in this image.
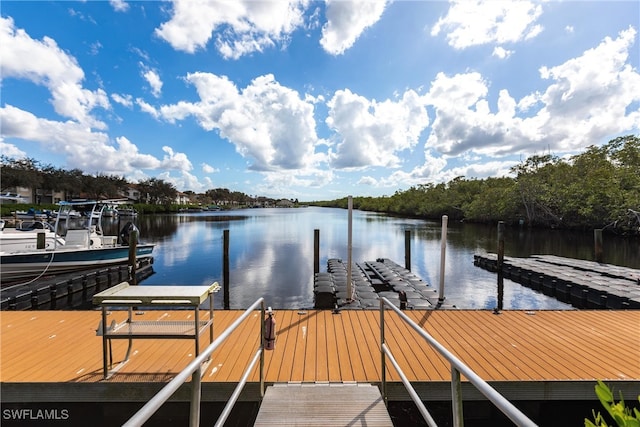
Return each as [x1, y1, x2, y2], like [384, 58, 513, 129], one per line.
[254, 382, 393, 426]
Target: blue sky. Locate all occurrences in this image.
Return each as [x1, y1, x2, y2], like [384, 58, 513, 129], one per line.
[1, 1, 639, 201]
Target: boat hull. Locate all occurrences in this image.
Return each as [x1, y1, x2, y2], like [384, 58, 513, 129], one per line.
[0, 244, 154, 282]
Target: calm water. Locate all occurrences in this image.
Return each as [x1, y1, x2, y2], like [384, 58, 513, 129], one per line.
[106, 207, 639, 310]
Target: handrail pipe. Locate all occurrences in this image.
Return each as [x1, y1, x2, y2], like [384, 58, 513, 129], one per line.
[123, 298, 265, 427]
[379, 297, 537, 427]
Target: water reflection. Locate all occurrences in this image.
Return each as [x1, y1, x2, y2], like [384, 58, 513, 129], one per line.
[128, 208, 638, 310]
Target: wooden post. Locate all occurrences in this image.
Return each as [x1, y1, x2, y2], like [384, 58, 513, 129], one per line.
[594, 229, 603, 263]
[128, 229, 138, 285]
[404, 229, 411, 271]
[223, 229, 230, 310]
[314, 229, 320, 275]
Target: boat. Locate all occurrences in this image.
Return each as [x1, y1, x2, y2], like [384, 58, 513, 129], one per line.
[0, 219, 65, 252]
[0, 200, 154, 283]
[11, 207, 53, 220]
[116, 205, 138, 217]
[101, 205, 118, 217]
[50, 209, 82, 219]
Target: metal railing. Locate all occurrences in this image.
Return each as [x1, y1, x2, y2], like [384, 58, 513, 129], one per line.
[123, 298, 266, 427]
[379, 297, 537, 427]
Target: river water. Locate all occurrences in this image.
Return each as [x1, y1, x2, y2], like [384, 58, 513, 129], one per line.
[107, 207, 639, 310]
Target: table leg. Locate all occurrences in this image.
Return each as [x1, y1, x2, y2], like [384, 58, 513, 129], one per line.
[194, 306, 200, 356]
[101, 307, 108, 379]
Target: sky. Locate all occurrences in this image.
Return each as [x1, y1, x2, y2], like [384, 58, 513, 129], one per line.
[1, 1, 639, 202]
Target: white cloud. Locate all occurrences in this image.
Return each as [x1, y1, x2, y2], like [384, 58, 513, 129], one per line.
[111, 93, 134, 108]
[372, 149, 448, 188]
[326, 89, 430, 169]
[0, 141, 27, 159]
[136, 98, 160, 119]
[320, 0, 389, 55]
[252, 168, 335, 198]
[155, 0, 308, 59]
[535, 26, 640, 150]
[424, 27, 640, 159]
[110, 0, 130, 13]
[161, 146, 192, 171]
[202, 163, 218, 173]
[431, 0, 543, 49]
[158, 170, 208, 193]
[141, 65, 163, 98]
[0, 16, 110, 129]
[0, 105, 172, 175]
[492, 46, 513, 59]
[156, 72, 321, 171]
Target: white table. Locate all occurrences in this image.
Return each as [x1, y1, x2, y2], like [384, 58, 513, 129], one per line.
[93, 282, 220, 379]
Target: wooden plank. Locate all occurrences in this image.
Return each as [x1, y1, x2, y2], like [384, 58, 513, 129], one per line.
[269, 310, 293, 382]
[290, 311, 308, 380]
[324, 311, 341, 382]
[315, 310, 329, 382]
[302, 311, 318, 383]
[405, 311, 450, 381]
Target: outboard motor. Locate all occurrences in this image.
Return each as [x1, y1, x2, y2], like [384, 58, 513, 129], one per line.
[119, 222, 138, 246]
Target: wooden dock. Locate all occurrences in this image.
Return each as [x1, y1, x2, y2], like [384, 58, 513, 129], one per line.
[474, 254, 640, 309]
[1, 308, 639, 425]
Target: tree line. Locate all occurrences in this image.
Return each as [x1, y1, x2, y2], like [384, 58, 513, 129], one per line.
[0, 156, 281, 211]
[312, 135, 640, 235]
[3, 135, 638, 233]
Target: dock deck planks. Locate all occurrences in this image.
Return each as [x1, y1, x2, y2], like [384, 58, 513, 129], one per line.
[1, 309, 639, 404]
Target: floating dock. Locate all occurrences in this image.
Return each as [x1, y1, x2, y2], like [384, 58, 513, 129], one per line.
[474, 254, 640, 309]
[2, 309, 638, 425]
[314, 258, 437, 310]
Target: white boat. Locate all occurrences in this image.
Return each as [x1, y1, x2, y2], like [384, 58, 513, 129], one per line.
[0, 200, 154, 283]
[50, 209, 82, 219]
[0, 220, 65, 252]
[116, 206, 138, 217]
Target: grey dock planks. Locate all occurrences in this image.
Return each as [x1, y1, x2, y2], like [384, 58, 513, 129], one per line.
[253, 383, 393, 426]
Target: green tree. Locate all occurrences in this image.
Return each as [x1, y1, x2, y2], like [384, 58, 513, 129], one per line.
[137, 178, 177, 205]
[0, 156, 43, 201]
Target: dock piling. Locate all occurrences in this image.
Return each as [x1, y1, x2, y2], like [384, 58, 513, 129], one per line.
[497, 221, 505, 311]
[223, 229, 230, 310]
[404, 230, 411, 271]
[314, 229, 320, 275]
[128, 229, 138, 285]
